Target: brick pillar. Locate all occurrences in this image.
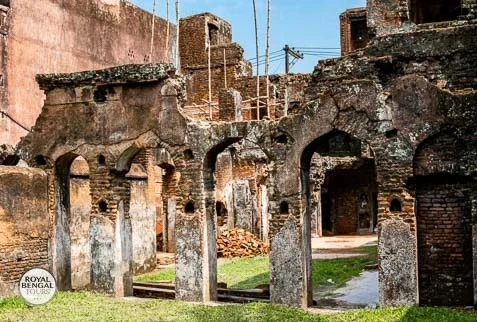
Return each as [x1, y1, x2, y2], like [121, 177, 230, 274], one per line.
[268, 161, 312, 308]
[367, 0, 405, 36]
[218, 89, 242, 121]
[175, 159, 217, 301]
[376, 170, 418, 306]
[89, 166, 133, 297]
[232, 180, 253, 232]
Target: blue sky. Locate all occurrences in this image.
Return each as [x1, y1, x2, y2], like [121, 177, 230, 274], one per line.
[129, 0, 366, 74]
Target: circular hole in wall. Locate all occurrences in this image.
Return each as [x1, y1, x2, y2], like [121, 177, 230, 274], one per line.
[390, 198, 402, 212]
[183, 149, 194, 161]
[97, 154, 106, 166]
[280, 201, 290, 214]
[93, 87, 107, 103]
[185, 201, 195, 214]
[274, 134, 288, 144]
[98, 200, 108, 212]
[34, 155, 47, 166]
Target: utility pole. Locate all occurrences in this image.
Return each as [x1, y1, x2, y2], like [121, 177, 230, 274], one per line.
[283, 45, 304, 74]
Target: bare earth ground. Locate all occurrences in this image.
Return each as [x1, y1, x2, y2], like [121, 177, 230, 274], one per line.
[312, 234, 378, 259]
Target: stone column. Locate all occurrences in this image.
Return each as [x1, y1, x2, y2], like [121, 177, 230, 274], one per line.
[218, 89, 242, 122]
[233, 180, 253, 232]
[377, 186, 418, 306]
[89, 170, 132, 297]
[175, 160, 216, 302]
[268, 162, 312, 308]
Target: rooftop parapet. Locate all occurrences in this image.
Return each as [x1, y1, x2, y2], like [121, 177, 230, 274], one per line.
[36, 63, 178, 91]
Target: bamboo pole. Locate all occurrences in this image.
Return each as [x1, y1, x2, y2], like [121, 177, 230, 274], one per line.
[166, 0, 170, 52]
[175, 0, 180, 69]
[223, 48, 227, 89]
[208, 38, 212, 119]
[252, 0, 260, 120]
[265, 0, 271, 118]
[150, 0, 157, 62]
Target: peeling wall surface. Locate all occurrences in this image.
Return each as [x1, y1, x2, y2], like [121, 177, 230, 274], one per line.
[129, 178, 156, 274]
[70, 176, 92, 290]
[0, 0, 176, 145]
[0, 166, 48, 296]
[2, 0, 477, 310]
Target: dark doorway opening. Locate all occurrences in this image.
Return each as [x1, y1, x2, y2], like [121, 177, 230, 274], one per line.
[409, 0, 462, 24]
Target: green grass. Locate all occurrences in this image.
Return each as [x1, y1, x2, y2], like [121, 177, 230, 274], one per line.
[136, 246, 378, 290]
[135, 256, 269, 289]
[0, 292, 475, 322]
[312, 257, 375, 289]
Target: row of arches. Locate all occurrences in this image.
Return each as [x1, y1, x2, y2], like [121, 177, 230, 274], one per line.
[52, 147, 179, 293]
[43, 127, 475, 306]
[197, 128, 475, 307]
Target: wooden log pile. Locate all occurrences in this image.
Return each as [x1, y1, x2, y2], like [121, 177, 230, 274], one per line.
[217, 228, 270, 258]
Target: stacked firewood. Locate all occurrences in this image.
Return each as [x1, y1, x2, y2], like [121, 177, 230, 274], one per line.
[217, 228, 270, 258]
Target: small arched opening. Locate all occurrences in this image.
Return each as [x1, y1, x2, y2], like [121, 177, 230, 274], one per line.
[389, 198, 402, 212]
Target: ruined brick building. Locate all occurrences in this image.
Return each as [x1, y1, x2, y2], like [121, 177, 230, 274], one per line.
[1, 0, 477, 310]
[0, 0, 176, 146]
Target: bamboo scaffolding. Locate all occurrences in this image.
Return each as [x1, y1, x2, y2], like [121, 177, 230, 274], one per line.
[265, 0, 271, 117]
[207, 40, 213, 119]
[223, 48, 227, 89]
[252, 0, 260, 120]
[175, 0, 180, 68]
[166, 0, 170, 51]
[149, 0, 157, 62]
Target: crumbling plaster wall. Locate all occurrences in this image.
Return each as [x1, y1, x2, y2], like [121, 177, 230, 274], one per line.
[1, 0, 176, 145]
[0, 166, 49, 296]
[16, 64, 187, 297]
[69, 158, 92, 290]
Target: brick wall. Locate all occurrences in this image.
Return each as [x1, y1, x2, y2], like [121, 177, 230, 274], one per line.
[0, 166, 49, 296]
[416, 180, 473, 306]
[340, 8, 369, 56]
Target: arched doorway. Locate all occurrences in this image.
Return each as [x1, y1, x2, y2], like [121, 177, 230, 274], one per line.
[304, 130, 378, 237]
[55, 153, 91, 290]
[301, 130, 378, 306]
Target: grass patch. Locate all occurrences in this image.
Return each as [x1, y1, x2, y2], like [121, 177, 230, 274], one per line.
[135, 267, 175, 283]
[312, 256, 375, 289]
[0, 292, 475, 321]
[135, 256, 269, 289]
[136, 245, 378, 290]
